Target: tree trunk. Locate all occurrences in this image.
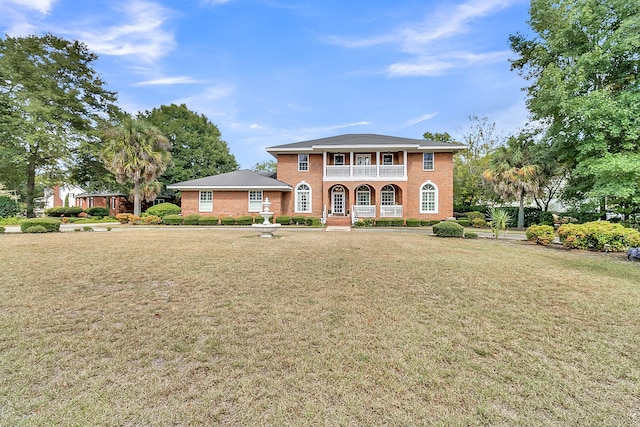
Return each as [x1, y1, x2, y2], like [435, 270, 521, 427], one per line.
[26, 155, 36, 218]
[518, 196, 525, 229]
[133, 180, 141, 216]
[600, 197, 607, 220]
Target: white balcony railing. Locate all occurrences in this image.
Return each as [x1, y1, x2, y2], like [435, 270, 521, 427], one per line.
[380, 205, 403, 217]
[353, 205, 376, 218]
[325, 165, 405, 179]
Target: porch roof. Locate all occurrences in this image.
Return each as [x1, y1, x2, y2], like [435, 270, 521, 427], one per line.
[167, 169, 292, 191]
[266, 133, 465, 154]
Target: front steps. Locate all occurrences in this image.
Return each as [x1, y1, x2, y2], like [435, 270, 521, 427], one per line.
[325, 216, 352, 231]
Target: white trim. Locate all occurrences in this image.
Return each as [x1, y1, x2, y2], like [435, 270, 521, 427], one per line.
[420, 181, 438, 213]
[298, 153, 309, 171]
[168, 185, 291, 191]
[199, 190, 213, 212]
[295, 182, 312, 213]
[423, 152, 434, 171]
[248, 190, 263, 212]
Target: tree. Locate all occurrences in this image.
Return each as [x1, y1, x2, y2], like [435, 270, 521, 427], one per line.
[0, 34, 117, 217]
[140, 104, 238, 186]
[101, 116, 171, 216]
[483, 131, 542, 229]
[510, 0, 640, 216]
[252, 160, 276, 173]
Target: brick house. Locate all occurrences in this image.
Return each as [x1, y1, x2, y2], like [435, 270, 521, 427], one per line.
[75, 191, 129, 216]
[168, 134, 464, 224]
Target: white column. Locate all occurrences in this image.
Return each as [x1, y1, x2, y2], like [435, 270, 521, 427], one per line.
[323, 151, 327, 178]
[376, 152, 380, 177]
[403, 151, 408, 177]
[350, 152, 354, 177]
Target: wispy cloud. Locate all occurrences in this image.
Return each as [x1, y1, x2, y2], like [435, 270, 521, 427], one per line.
[202, 0, 232, 5]
[404, 113, 438, 127]
[173, 84, 236, 118]
[0, 0, 56, 14]
[135, 76, 200, 86]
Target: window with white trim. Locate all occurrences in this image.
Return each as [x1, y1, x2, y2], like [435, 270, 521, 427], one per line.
[423, 152, 434, 170]
[199, 190, 213, 212]
[383, 153, 393, 165]
[381, 185, 395, 205]
[295, 183, 311, 212]
[298, 154, 309, 171]
[356, 185, 370, 205]
[420, 182, 438, 213]
[334, 154, 345, 166]
[248, 190, 263, 212]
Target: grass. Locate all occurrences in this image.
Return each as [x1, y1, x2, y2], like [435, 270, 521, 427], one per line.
[1, 230, 639, 425]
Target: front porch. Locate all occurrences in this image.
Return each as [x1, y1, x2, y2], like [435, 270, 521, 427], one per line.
[323, 151, 408, 181]
[352, 204, 403, 218]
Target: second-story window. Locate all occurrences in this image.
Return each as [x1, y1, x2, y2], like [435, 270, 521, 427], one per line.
[383, 153, 393, 165]
[298, 154, 309, 171]
[334, 153, 344, 166]
[423, 152, 434, 170]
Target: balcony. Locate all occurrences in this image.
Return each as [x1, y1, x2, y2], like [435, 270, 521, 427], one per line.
[325, 165, 405, 181]
[353, 204, 403, 218]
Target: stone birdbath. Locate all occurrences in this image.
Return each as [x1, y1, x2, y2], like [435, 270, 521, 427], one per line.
[251, 197, 281, 238]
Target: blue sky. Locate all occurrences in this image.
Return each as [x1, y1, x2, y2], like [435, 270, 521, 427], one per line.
[1, 0, 532, 168]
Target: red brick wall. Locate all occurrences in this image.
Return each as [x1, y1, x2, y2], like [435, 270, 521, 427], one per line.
[180, 190, 285, 218]
[405, 152, 454, 219]
[276, 153, 324, 217]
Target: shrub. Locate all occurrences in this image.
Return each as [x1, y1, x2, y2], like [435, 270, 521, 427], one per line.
[183, 214, 200, 225]
[64, 207, 84, 217]
[162, 214, 183, 225]
[456, 219, 470, 227]
[471, 218, 486, 228]
[220, 217, 236, 225]
[353, 220, 365, 227]
[0, 226, 5, 234]
[538, 211, 555, 226]
[142, 215, 162, 225]
[82, 226, 93, 232]
[24, 225, 49, 233]
[292, 216, 308, 225]
[557, 221, 640, 251]
[375, 219, 391, 227]
[390, 219, 404, 226]
[0, 195, 19, 218]
[45, 207, 66, 217]
[235, 215, 254, 225]
[421, 220, 440, 227]
[145, 202, 181, 218]
[275, 216, 291, 225]
[406, 219, 421, 227]
[464, 232, 478, 239]
[433, 221, 464, 237]
[86, 207, 110, 217]
[526, 225, 555, 245]
[489, 208, 512, 239]
[465, 211, 485, 222]
[116, 213, 141, 224]
[20, 218, 61, 233]
[197, 216, 219, 225]
[306, 217, 321, 227]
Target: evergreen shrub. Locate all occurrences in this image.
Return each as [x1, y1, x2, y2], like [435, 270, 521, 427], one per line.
[465, 211, 485, 221]
[526, 225, 555, 245]
[275, 216, 291, 225]
[421, 220, 440, 226]
[456, 219, 470, 227]
[471, 218, 486, 228]
[235, 216, 253, 225]
[406, 219, 421, 227]
[162, 214, 183, 225]
[432, 221, 464, 237]
[183, 214, 200, 225]
[375, 219, 391, 227]
[20, 218, 61, 233]
[24, 225, 48, 233]
[557, 221, 640, 251]
[0, 196, 19, 218]
[86, 207, 109, 217]
[198, 216, 219, 225]
[220, 217, 236, 225]
[146, 203, 181, 218]
[0, 226, 5, 233]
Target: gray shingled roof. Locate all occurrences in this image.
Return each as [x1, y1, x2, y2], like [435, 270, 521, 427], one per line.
[266, 133, 465, 152]
[167, 169, 291, 191]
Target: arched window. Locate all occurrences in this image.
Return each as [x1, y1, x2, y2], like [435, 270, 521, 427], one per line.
[295, 182, 311, 213]
[356, 185, 371, 205]
[420, 182, 438, 213]
[381, 185, 395, 205]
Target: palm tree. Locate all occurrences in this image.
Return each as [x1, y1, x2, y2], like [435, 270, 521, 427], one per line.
[482, 132, 541, 229]
[102, 116, 171, 216]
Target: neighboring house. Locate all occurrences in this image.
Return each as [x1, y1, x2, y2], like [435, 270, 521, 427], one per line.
[43, 184, 85, 209]
[169, 134, 465, 224]
[75, 191, 129, 216]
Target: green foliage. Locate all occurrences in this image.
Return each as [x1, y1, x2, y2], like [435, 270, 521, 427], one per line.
[86, 207, 110, 217]
[464, 232, 478, 239]
[0, 195, 19, 217]
[557, 221, 640, 252]
[489, 208, 512, 239]
[82, 226, 93, 232]
[145, 203, 181, 218]
[432, 221, 464, 237]
[0, 34, 117, 217]
[197, 216, 219, 226]
[456, 219, 470, 227]
[465, 211, 485, 221]
[526, 225, 555, 245]
[219, 217, 235, 225]
[421, 220, 440, 226]
[275, 216, 291, 225]
[140, 104, 238, 187]
[471, 218, 487, 228]
[64, 207, 83, 217]
[390, 219, 404, 226]
[235, 215, 253, 225]
[292, 216, 308, 225]
[162, 214, 183, 225]
[374, 219, 391, 227]
[115, 213, 141, 224]
[182, 214, 200, 225]
[141, 215, 162, 225]
[538, 211, 555, 226]
[252, 160, 276, 173]
[20, 217, 61, 233]
[406, 219, 421, 227]
[24, 225, 48, 233]
[0, 226, 5, 233]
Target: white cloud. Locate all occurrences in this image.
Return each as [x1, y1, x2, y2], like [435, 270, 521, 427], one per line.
[0, 0, 56, 14]
[134, 76, 200, 86]
[203, 0, 232, 5]
[404, 113, 438, 127]
[173, 84, 236, 118]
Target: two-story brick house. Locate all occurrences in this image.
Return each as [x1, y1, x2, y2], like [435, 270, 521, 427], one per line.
[168, 134, 464, 224]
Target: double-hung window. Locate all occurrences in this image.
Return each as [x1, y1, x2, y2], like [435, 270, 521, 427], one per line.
[298, 154, 309, 171]
[295, 183, 311, 213]
[248, 191, 263, 212]
[423, 152, 434, 170]
[420, 183, 437, 213]
[199, 190, 213, 212]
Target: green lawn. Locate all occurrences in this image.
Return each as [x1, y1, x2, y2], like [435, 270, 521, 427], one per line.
[1, 229, 639, 425]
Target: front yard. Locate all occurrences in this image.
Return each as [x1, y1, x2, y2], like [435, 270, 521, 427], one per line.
[1, 230, 638, 425]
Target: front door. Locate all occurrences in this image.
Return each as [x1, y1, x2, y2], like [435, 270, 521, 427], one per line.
[332, 186, 345, 215]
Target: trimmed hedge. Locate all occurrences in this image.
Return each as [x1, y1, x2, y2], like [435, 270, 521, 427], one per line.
[465, 211, 485, 221]
[65, 207, 84, 216]
[275, 216, 291, 225]
[183, 214, 200, 225]
[432, 221, 464, 237]
[471, 218, 487, 228]
[146, 203, 181, 218]
[220, 217, 236, 225]
[0, 226, 5, 234]
[406, 219, 421, 227]
[421, 220, 440, 226]
[45, 207, 67, 217]
[86, 207, 110, 217]
[390, 219, 404, 226]
[456, 219, 470, 227]
[20, 218, 61, 233]
[24, 225, 49, 233]
[464, 232, 478, 239]
[375, 218, 391, 227]
[198, 216, 219, 225]
[235, 215, 254, 225]
[526, 224, 555, 245]
[162, 214, 183, 225]
[557, 221, 640, 251]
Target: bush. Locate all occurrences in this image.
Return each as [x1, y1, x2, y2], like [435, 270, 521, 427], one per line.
[292, 216, 308, 225]
[390, 219, 404, 226]
[86, 207, 110, 217]
[464, 232, 478, 239]
[82, 226, 93, 232]
[433, 221, 464, 237]
[471, 218, 486, 228]
[0, 226, 5, 234]
[375, 218, 391, 227]
[421, 220, 440, 227]
[406, 219, 421, 227]
[20, 218, 61, 233]
[45, 207, 67, 217]
[183, 214, 200, 225]
[116, 213, 141, 224]
[465, 211, 485, 222]
[141, 215, 162, 225]
[353, 220, 365, 227]
[220, 217, 236, 225]
[24, 225, 49, 233]
[64, 206, 84, 217]
[526, 225, 555, 245]
[235, 215, 254, 225]
[145, 202, 181, 218]
[275, 216, 291, 225]
[162, 214, 183, 225]
[198, 216, 219, 225]
[0, 195, 19, 218]
[456, 219, 470, 227]
[306, 217, 321, 227]
[557, 221, 640, 251]
[538, 211, 555, 226]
